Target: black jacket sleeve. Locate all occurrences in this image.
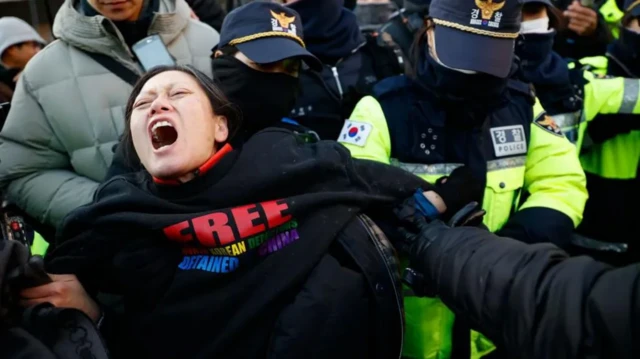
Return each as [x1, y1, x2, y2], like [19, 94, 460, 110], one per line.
[423, 225, 639, 359]
[496, 207, 575, 248]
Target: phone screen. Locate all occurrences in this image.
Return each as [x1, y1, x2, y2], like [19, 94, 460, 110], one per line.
[132, 35, 176, 72]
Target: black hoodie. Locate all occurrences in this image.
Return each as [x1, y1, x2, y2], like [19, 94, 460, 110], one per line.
[46, 128, 427, 358]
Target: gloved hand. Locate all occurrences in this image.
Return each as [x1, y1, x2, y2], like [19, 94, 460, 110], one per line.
[399, 201, 485, 255]
[433, 166, 485, 220]
[398, 202, 486, 297]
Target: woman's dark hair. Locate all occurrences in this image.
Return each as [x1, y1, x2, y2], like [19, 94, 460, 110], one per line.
[409, 17, 434, 78]
[120, 65, 240, 168]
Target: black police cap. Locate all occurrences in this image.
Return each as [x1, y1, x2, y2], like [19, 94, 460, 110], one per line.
[217, 1, 322, 71]
[429, 0, 524, 78]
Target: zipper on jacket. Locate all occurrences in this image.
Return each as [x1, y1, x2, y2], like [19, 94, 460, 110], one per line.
[331, 67, 344, 98]
[322, 41, 366, 102]
[358, 215, 404, 359]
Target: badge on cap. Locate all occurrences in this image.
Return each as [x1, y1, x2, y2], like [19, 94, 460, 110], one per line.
[535, 114, 564, 137]
[470, 0, 505, 28]
[490, 125, 527, 157]
[270, 10, 297, 36]
[339, 120, 373, 147]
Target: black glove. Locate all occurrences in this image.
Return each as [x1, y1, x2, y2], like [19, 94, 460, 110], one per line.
[433, 166, 484, 220]
[400, 202, 485, 255]
[399, 202, 486, 297]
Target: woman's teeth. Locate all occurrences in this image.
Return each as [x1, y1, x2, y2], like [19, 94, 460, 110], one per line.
[152, 121, 173, 133]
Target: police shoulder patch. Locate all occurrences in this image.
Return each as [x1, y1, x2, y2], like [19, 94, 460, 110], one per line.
[534, 114, 563, 137]
[338, 120, 373, 147]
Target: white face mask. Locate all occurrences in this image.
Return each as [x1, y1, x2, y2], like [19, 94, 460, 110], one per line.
[520, 17, 553, 34]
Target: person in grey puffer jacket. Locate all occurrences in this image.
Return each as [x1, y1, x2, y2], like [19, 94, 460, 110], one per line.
[0, 0, 219, 229]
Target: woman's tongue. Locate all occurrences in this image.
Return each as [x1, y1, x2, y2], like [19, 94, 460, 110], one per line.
[152, 126, 178, 150]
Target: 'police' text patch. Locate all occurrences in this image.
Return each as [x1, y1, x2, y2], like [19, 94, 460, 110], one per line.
[490, 125, 527, 157]
[338, 120, 373, 147]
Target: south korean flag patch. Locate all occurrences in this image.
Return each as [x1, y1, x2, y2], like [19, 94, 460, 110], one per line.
[338, 120, 373, 147]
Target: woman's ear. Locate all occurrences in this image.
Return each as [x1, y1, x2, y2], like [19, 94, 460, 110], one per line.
[214, 115, 229, 143]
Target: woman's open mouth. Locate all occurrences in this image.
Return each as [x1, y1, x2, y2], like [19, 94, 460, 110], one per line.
[151, 121, 178, 150]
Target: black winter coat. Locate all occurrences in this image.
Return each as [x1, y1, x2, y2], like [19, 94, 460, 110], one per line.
[420, 224, 639, 359]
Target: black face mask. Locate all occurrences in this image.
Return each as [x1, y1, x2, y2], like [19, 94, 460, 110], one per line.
[212, 55, 300, 138]
[516, 32, 555, 69]
[416, 46, 508, 111]
[515, 32, 579, 113]
[515, 31, 571, 85]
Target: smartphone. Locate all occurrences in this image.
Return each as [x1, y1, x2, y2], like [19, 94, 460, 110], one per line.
[132, 34, 176, 72]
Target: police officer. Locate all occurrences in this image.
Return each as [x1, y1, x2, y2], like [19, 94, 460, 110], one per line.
[570, 0, 640, 262]
[338, 0, 588, 357]
[516, 0, 640, 150]
[516, 0, 584, 146]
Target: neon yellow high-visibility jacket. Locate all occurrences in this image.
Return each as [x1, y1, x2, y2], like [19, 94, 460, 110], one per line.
[569, 56, 640, 245]
[567, 56, 640, 169]
[599, 0, 624, 39]
[338, 75, 587, 359]
[551, 60, 640, 150]
[31, 232, 49, 256]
